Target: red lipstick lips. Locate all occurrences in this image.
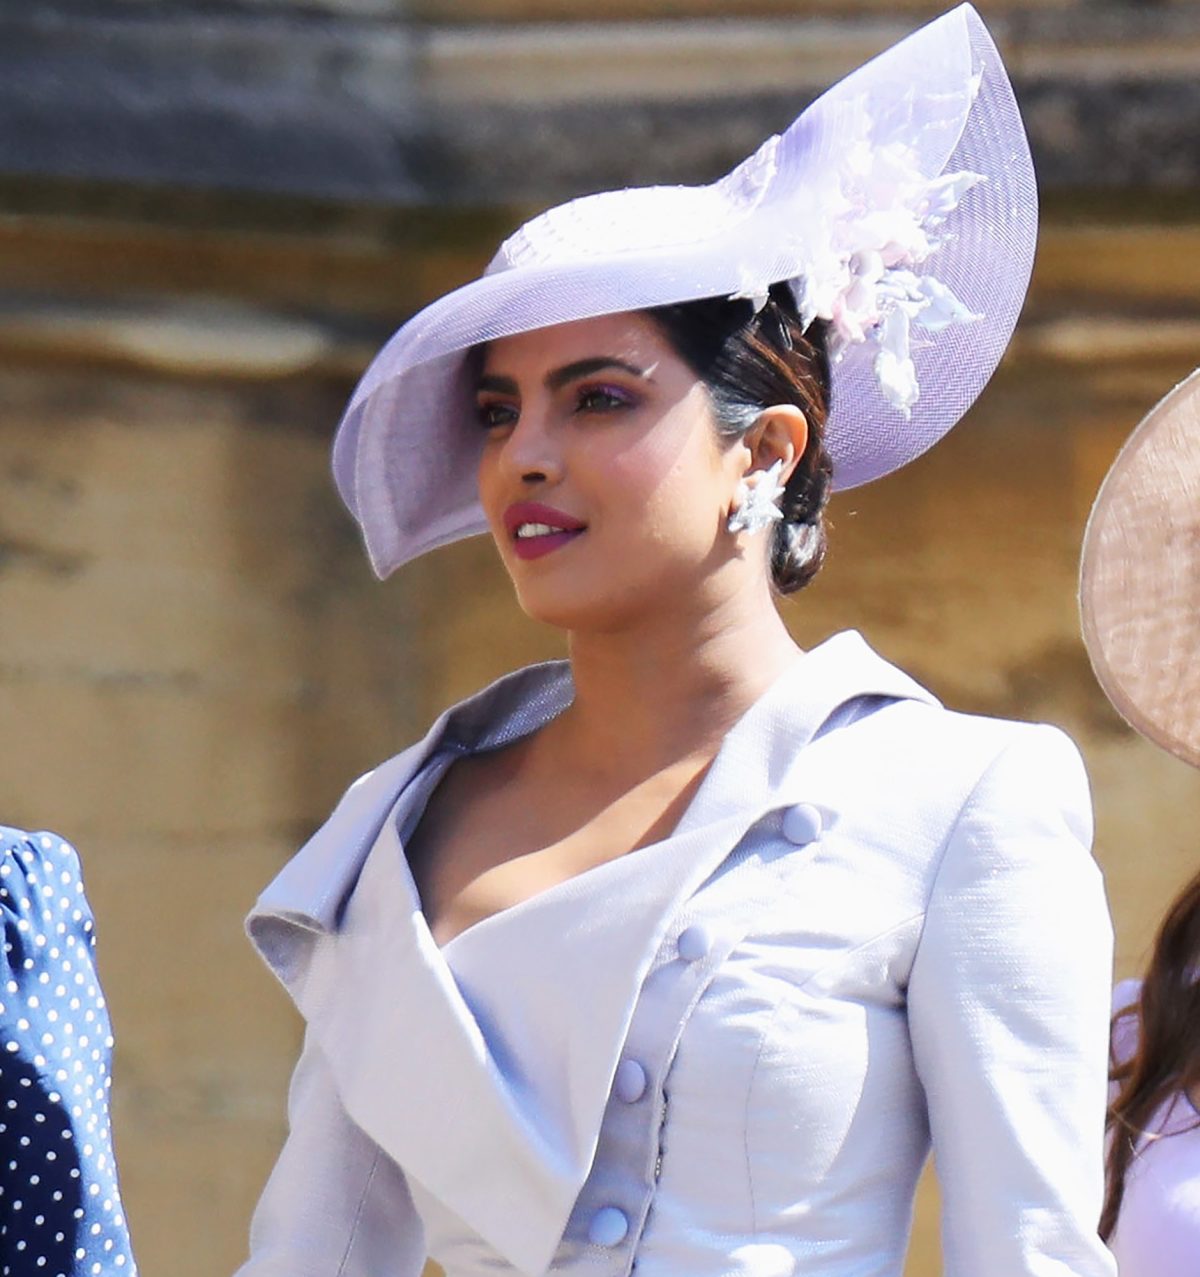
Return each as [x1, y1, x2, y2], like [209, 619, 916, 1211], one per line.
[503, 502, 586, 561]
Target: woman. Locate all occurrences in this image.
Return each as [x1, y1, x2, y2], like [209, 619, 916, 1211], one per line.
[241, 7, 1115, 1276]
[1103, 872, 1200, 1274]
[0, 825, 137, 1277]
[1079, 367, 1200, 1274]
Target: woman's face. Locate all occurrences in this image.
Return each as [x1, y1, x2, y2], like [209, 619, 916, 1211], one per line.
[474, 312, 748, 632]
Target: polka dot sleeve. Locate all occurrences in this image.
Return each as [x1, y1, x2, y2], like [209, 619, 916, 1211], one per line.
[0, 827, 137, 1277]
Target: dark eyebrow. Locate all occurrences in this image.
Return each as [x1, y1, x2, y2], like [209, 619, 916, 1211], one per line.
[546, 357, 651, 391]
[474, 357, 651, 398]
[475, 373, 518, 396]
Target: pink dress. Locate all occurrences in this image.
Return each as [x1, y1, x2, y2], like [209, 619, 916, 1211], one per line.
[1108, 979, 1200, 1277]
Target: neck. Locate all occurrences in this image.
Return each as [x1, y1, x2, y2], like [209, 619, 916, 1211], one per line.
[558, 574, 802, 775]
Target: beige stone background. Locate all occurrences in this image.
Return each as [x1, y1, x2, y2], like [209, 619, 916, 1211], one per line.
[1, 1, 1199, 1275]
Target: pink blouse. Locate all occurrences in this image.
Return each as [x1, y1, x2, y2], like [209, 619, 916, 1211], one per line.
[1108, 979, 1200, 1277]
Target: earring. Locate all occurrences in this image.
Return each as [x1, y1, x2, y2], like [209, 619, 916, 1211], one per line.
[727, 459, 786, 535]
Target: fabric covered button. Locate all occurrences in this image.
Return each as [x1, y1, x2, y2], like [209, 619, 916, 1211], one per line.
[613, 1058, 647, 1104]
[676, 924, 711, 963]
[588, 1206, 629, 1247]
[782, 802, 823, 845]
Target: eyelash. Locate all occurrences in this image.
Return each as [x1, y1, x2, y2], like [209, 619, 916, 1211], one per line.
[575, 384, 637, 414]
[475, 384, 638, 431]
[476, 401, 518, 431]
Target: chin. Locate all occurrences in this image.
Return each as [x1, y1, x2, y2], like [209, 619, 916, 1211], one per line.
[512, 584, 607, 632]
[510, 574, 656, 635]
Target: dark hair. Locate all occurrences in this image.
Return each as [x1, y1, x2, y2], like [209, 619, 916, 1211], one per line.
[1102, 867, 1200, 1239]
[646, 282, 833, 594]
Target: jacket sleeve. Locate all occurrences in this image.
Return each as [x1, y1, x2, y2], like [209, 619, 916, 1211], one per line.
[907, 725, 1117, 1277]
[237, 1029, 426, 1277]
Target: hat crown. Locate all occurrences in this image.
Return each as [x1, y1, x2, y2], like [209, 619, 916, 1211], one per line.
[487, 135, 781, 275]
[333, 5, 1041, 580]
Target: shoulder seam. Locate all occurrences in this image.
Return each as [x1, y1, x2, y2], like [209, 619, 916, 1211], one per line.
[908, 730, 1034, 963]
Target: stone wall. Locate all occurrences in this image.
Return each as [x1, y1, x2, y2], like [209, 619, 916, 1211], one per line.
[2, 2, 1199, 1273]
[4, 1, 1200, 201]
[2, 210, 1197, 1273]
[0, 362, 425, 1276]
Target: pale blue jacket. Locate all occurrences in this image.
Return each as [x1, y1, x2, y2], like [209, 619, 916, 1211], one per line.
[238, 631, 1116, 1277]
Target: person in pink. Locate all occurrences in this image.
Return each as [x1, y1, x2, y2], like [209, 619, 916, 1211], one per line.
[1104, 880, 1200, 1276]
[1079, 368, 1200, 1275]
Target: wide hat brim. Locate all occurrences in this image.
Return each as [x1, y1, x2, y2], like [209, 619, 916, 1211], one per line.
[336, 3, 1037, 578]
[1080, 368, 1200, 767]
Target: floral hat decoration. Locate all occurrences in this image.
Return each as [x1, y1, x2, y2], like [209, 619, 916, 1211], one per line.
[334, 3, 1037, 578]
[1080, 369, 1200, 768]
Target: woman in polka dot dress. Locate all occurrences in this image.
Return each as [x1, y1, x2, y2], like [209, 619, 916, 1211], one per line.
[0, 827, 136, 1277]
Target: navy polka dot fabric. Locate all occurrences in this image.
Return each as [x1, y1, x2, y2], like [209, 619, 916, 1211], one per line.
[0, 828, 136, 1277]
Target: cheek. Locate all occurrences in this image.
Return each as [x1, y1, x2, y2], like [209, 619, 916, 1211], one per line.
[476, 445, 507, 526]
[609, 422, 729, 546]
[598, 406, 724, 507]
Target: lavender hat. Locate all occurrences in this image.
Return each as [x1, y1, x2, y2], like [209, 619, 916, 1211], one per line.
[335, 3, 1036, 578]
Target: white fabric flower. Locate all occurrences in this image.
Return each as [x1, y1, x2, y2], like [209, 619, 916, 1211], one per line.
[913, 275, 982, 333]
[771, 88, 985, 417]
[874, 307, 919, 415]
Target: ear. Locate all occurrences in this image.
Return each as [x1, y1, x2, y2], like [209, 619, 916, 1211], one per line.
[742, 405, 809, 482]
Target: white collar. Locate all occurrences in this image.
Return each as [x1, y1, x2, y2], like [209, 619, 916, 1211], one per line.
[247, 630, 937, 1274]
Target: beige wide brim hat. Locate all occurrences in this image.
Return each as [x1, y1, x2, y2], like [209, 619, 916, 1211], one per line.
[1080, 367, 1200, 765]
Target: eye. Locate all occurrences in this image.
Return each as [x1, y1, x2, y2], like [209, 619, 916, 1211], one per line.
[575, 384, 637, 414]
[476, 399, 518, 431]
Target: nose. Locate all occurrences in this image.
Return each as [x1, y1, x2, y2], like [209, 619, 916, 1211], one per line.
[497, 403, 563, 486]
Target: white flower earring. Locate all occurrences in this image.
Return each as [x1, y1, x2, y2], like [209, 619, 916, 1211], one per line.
[727, 458, 787, 535]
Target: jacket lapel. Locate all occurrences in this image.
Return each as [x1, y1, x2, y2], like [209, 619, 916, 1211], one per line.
[247, 661, 575, 983]
[671, 629, 935, 836]
[246, 631, 937, 1275]
[323, 799, 764, 1277]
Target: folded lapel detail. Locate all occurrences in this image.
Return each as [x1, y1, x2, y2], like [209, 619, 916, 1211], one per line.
[333, 804, 769, 1276]
[248, 746, 428, 991]
[248, 661, 576, 982]
[246, 631, 939, 1275]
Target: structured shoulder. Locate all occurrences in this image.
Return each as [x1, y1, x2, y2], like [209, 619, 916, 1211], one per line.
[830, 696, 1085, 790]
[903, 710, 1094, 866]
[807, 698, 1093, 868]
[938, 713, 1091, 817]
[884, 697, 1080, 754]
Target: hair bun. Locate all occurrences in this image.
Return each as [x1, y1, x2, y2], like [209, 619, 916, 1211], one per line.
[771, 506, 827, 595]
